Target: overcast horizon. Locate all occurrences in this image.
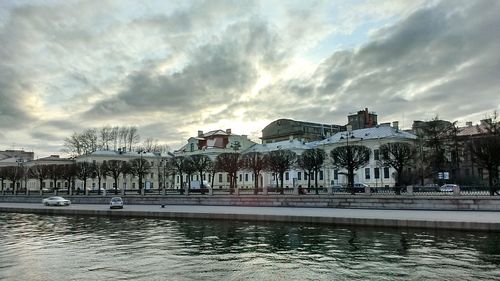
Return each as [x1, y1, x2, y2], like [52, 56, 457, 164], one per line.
[1, 0, 499, 158]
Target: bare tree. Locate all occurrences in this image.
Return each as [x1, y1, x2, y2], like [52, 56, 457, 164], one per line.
[119, 127, 129, 149]
[99, 126, 113, 151]
[129, 158, 151, 193]
[127, 126, 140, 152]
[378, 142, 417, 194]
[170, 156, 186, 191]
[92, 161, 109, 194]
[110, 126, 120, 151]
[240, 152, 267, 194]
[330, 145, 370, 193]
[266, 150, 297, 194]
[75, 162, 93, 194]
[64, 132, 84, 157]
[28, 164, 50, 191]
[3, 166, 24, 193]
[298, 148, 326, 194]
[46, 164, 63, 192]
[190, 155, 212, 188]
[0, 166, 7, 192]
[469, 136, 500, 195]
[107, 160, 129, 194]
[215, 153, 240, 193]
[60, 163, 77, 194]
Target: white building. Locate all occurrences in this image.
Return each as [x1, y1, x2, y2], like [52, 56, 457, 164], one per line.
[314, 123, 417, 187]
[174, 129, 257, 189]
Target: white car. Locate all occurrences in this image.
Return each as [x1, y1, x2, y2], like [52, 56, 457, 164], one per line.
[440, 184, 459, 192]
[109, 197, 124, 209]
[42, 196, 71, 206]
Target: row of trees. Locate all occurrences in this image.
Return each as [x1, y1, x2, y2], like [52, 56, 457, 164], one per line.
[63, 126, 170, 157]
[3, 135, 499, 196]
[0, 158, 153, 195]
[166, 142, 416, 195]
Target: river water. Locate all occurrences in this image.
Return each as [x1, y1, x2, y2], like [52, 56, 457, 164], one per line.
[1, 213, 500, 280]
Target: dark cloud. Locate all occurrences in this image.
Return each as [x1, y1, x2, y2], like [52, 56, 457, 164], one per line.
[84, 18, 284, 119]
[255, 0, 500, 126]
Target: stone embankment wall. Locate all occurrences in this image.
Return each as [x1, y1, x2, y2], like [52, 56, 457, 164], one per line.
[1, 195, 500, 211]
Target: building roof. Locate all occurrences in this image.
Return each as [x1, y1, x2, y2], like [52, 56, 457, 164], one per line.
[202, 130, 230, 137]
[315, 125, 417, 145]
[243, 139, 314, 153]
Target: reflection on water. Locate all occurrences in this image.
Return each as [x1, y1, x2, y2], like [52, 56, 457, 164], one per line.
[1, 213, 500, 280]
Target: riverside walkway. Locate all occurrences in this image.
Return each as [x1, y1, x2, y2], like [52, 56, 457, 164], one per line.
[1, 202, 500, 231]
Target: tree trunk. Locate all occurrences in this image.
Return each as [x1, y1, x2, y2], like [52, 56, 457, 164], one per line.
[314, 170, 319, 195]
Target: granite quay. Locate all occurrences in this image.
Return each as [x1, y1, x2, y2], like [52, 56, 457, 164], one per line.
[2, 202, 500, 232]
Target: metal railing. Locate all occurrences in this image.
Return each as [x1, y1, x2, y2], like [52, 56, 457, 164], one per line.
[1, 185, 499, 197]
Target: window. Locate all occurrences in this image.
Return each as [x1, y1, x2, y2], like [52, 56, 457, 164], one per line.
[319, 170, 324, 180]
[374, 168, 380, 179]
[203, 174, 206, 180]
[298, 172, 302, 180]
[113, 183, 116, 188]
[227, 174, 230, 182]
[42, 182, 46, 188]
[65, 182, 68, 188]
[151, 173, 154, 178]
[176, 176, 180, 183]
[365, 168, 370, 179]
[239, 174, 242, 182]
[103, 183, 106, 188]
[311, 173, 314, 180]
[195, 175, 199, 181]
[190, 143, 194, 152]
[305, 173, 308, 180]
[384, 167, 390, 179]
[374, 149, 380, 160]
[132, 183, 136, 188]
[252, 174, 254, 181]
[334, 170, 338, 180]
[245, 174, 249, 181]
[219, 174, 223, 183]
[478, 168, 484, 179]
[285, 172, 289, 181]
[57, 182, 61, 188]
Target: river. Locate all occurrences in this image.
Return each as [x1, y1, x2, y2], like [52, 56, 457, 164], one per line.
[1, 213, 500, 280]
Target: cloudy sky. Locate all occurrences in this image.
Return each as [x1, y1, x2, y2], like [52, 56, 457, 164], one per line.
[1, 0, 499, 157]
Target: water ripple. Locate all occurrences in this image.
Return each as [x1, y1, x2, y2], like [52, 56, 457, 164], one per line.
[1, 213, 500, 280]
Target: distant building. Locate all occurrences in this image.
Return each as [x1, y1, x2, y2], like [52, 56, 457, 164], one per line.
[174, 129, 257, 189]
[347, 108, 378, 130]
[175, 129, 256, 156]
[261, 119, 343, 144]
[0, 149, 34, 167]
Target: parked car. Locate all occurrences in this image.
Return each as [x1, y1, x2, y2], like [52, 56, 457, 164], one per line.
[109, 197, 124, 209]
[414, 184, 440, 192]
[440, 184, 459, 192]
[42, 196, 71, 206]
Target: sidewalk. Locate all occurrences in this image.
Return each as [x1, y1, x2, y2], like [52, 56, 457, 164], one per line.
[1, 203, 499, 231]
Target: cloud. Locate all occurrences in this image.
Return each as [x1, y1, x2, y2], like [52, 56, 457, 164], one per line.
[84, 18, 285, 119]
[254, 0, 500, 125]
[1, 0, 499, 157]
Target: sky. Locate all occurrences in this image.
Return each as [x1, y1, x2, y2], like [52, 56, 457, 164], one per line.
[1, 0, 499, 158]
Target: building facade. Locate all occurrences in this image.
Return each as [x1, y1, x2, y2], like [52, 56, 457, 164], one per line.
[261, 119, 343, 144]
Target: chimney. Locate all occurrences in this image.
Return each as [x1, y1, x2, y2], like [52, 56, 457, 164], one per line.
[197, 130, 203, 137]
[466, 121, 473, 127]
[289, 136, 293, 142]
[392, 121, 399, 131]
[226, 128, 232, 134]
